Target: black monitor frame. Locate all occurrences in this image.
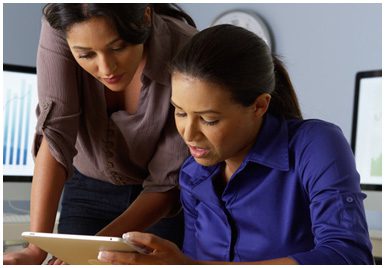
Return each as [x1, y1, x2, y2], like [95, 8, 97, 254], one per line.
[350, 70, 382, 191]
[3, 63, 37, 183]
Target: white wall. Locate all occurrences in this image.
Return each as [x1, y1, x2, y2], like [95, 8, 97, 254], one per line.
[3, 3, 45, 67]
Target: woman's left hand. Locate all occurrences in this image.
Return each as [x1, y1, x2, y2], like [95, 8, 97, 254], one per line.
[97, 232, 194, 265]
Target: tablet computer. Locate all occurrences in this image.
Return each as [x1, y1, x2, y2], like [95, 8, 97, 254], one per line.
[22, 231, 138, 265]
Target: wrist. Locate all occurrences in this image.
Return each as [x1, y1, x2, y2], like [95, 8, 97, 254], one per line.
[27, 243, 47, 260]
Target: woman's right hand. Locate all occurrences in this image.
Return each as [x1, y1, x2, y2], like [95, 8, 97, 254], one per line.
[3, 244, 47, 265]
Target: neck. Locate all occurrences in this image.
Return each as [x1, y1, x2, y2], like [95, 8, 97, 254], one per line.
[223, 120, 263, 181]
[223, 158, 243, 182]
[123, 55, 147, 114]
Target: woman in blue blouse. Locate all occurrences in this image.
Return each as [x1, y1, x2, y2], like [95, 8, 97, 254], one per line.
[97, 25, 373, 264]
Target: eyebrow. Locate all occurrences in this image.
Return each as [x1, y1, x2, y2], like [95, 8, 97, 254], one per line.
[71, 37, 122, 50]
[170, 99, 221, 115]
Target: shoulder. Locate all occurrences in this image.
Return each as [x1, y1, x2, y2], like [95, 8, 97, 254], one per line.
[289, 119, 347, 148]
[288, 119, 355, 175]
[40, 18, 67, 49]
[144, 14, 196, 84]
[160, 15, 197, 38]
[159, 15, 197, 51]
[39, 18, 77, 62]
[287, 119, 360, 195]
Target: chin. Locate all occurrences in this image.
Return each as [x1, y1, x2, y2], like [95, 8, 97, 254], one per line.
[99, 79, 126, 92]
[104, 84, 124, 92]
[194, 157, 219, 167]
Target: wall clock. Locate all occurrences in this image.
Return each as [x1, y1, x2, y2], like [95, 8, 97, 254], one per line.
[212, 10, 273, 49]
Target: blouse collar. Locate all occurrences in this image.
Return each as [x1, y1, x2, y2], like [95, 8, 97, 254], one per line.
[245, 113, 290, 171]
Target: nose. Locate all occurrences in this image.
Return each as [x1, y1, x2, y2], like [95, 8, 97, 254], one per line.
[98, 55, 117, 77]
[182, 118, 199, 142]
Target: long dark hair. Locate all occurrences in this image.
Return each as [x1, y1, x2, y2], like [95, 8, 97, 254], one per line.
[43, 3, 195, 44]
[171, 24, 302, 120]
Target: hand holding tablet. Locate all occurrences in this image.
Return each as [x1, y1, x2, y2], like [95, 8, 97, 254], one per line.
[21, 232, 152, 265]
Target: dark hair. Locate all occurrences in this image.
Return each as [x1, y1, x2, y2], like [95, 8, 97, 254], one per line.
[43, 3, 195, 44]
[171, 24, 302, 120]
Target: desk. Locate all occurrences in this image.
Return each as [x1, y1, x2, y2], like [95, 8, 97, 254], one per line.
[369, 229, 382, 259]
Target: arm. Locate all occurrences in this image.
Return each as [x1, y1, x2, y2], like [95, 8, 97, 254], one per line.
[31, 135, 67, 232]
[289, 122, 373, 264]
[3, 136, 67, 264]
[96, 188, 180, 237]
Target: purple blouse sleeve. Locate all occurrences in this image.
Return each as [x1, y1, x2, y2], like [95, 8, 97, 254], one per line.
[290, 122, 373, 264]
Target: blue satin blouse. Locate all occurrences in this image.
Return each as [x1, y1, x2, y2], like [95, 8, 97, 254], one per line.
[179, 113, 373, 264]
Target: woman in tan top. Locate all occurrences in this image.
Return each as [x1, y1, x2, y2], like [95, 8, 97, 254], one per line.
[4, 4, 196, 264]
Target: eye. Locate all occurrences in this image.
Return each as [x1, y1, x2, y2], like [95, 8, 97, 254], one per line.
[201, 117, 219, 126]
[175, 111, 187, 118]
[111, 42, 128, 52]
[111, 46, 125, 52]
[78, 52, 95, 59]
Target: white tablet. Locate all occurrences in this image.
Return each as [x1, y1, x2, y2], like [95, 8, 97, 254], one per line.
[21, 231, 138, 265]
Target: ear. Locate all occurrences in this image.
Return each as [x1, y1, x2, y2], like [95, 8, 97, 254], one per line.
[253, 93, 271, 118]
[143, 6, 152, 26]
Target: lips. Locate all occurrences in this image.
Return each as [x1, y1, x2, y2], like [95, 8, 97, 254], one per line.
[188, 145, 209, 158]
[102, 74, 124, 84]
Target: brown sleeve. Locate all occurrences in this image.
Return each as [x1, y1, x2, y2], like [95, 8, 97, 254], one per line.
[33, 18, 82, 179]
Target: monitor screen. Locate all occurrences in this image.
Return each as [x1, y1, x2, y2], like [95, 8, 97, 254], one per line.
[351, 70, 382, 191]
[3, 64, 38, 182]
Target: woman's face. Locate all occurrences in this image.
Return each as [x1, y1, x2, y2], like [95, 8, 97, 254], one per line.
[66, 16, 144, 92]
[171, 72, 269, 169]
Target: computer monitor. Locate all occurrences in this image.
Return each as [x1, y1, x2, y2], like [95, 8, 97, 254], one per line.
[351, 70, 382, 191]
[3, 64, 38, 182]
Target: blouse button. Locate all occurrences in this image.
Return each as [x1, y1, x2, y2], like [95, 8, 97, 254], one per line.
[107, 161, 114, 168]
[346, 196, 354, 203]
